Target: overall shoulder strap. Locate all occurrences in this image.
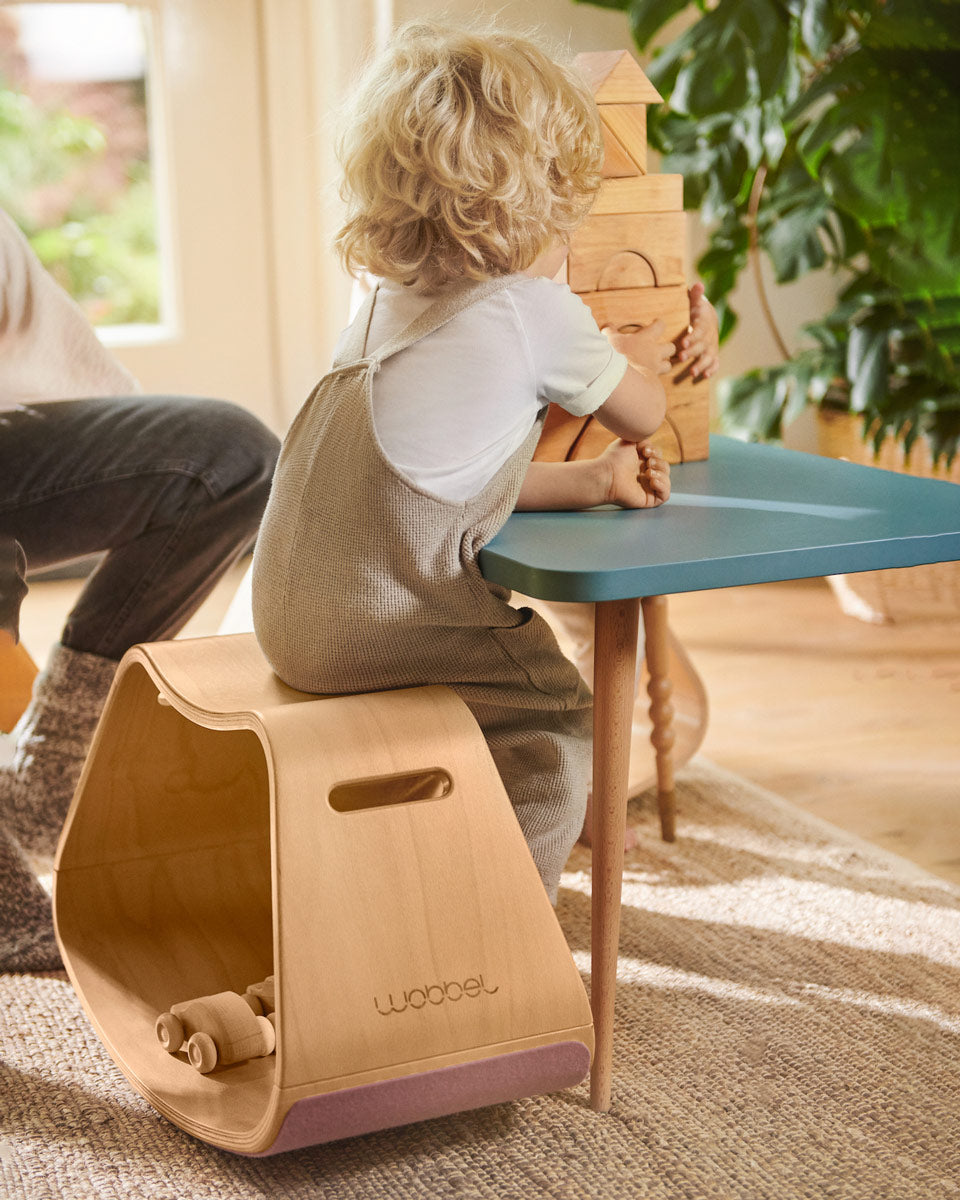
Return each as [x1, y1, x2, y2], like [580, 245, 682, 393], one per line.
[331, 283, 381, 368]
[367, 275, 519, 365]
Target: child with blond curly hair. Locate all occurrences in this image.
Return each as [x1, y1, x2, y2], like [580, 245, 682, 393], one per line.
[252, 20, 675, 901]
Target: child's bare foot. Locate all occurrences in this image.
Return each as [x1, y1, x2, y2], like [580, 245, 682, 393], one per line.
[577, 789, 639, 852]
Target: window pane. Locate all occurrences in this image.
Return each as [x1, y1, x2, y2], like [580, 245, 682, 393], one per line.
[0, 3, 164, 329]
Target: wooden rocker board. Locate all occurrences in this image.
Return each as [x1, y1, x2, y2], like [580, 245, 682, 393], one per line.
[53, 633, 593, 1155]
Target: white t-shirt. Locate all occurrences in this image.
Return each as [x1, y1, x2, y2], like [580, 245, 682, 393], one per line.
[338, 275, 627, 503]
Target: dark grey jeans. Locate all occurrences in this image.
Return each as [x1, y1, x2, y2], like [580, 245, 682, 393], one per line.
[0, 395, 279, 660]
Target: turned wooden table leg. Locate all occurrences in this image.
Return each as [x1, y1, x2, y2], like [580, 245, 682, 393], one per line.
[590, 596, 641, 1112]
[641, 594, 676, 843]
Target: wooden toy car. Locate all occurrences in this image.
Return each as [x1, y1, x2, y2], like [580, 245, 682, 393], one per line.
[156, 981, 276, 1074]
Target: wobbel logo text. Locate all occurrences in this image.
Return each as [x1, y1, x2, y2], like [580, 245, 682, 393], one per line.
[374, 975, 499, 1016]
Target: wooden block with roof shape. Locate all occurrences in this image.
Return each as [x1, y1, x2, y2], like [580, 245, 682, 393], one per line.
[579, 51, 658, 178]
[535, 50, 710, 466]
[577, 49, 664, 105]
[53, 632, 594, 1155]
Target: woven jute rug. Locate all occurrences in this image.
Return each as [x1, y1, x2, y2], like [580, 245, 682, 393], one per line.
[2, 759, 959, 1200]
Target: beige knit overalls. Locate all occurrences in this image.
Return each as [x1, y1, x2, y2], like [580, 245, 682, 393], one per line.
[252, 276, 593, 901]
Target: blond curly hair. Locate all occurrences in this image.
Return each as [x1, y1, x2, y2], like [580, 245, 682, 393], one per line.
[334, 21, 603, 290]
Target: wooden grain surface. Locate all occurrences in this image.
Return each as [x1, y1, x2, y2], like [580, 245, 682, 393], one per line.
[668, 577, 960, 886]
[54, 635, 593, 1153]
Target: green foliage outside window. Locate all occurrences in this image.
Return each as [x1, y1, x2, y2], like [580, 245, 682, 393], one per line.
[575, 0, 960, 464]
[0, 75, 160, 326]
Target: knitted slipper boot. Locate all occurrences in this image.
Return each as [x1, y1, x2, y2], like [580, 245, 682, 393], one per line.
[0, 644, 117, 859]
[0, 826, 62, 972]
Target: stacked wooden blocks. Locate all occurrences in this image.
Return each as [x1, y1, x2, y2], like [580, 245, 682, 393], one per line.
[537, 50, 710, 465]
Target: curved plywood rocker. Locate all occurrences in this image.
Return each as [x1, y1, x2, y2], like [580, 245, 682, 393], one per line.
[53, 633, 593, 1155]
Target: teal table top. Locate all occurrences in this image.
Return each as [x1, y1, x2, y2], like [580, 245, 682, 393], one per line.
[479, 436, 960, 602]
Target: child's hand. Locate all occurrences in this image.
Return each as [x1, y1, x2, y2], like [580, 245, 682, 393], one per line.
[676, 282, 720, 380]
[598, 439, 671, 509]
[603, 320, 675, 377]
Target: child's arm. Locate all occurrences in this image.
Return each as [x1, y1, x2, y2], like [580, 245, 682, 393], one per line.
[591, 282, 720, 435]
[516, 440, 670, 511]
[591, 320, 673, 443]
[516, 311, 674, 512]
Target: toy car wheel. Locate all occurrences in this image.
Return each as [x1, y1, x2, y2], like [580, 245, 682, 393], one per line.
[257, 1014, 277, 1055]
[186, 1032, 219, 1074]
[155, 1012, 185, 1053]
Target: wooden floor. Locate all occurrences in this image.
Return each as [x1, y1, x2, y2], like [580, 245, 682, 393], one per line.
[668, 575, 960, 885]
[14, 565, 960, 886]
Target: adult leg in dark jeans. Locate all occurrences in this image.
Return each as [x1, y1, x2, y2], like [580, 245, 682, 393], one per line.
[1, 396, 279, 657]
[0, 395, 280, 946]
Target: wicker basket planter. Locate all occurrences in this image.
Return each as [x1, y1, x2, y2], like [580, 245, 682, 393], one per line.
[810, 409, 960, 622]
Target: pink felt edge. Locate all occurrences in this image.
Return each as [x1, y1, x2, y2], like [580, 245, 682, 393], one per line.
[236, 1040, 591, 1156]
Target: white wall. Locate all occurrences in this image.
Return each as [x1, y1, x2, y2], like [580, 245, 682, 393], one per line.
[392, 0, 636, 54]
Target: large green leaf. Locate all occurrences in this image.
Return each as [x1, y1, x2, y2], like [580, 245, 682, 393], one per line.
[800, 0, 846, 57]
[672, 30, 755, 114]
[861, 0, 960, 50]
[737, 0, 793, 95]
[793, 46, 960, 294]
[625, 0, 695, 51]
[760, 98, 789, 166]
[717, 350, 839, 440]
[698, 221, 750, 300]
[644, 36, 691, 98]
[847, 320, 890, 411]
[763, 202, 829, 281]
[718, 370, 785, 439]
[820, 122, 911, 227]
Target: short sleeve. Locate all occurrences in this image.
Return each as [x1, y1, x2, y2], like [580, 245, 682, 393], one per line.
[509, 277, 628, 418]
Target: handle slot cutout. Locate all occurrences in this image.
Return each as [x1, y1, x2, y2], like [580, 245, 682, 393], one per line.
[329, 768, 453, 813]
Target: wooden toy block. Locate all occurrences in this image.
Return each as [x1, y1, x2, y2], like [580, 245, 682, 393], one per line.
[568, 213, 687, 292]
[577, 50, 663, 105]
[591, 175, 684, 217]
[53, 633, 593, 1155]
[600, 120, 643, 178]
[579, 284, 691, 344]
[661, 375, 711, 463]
[600, 105, 648, 174]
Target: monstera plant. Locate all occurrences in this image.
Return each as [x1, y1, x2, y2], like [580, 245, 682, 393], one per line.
[576, 0, 960, 464]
